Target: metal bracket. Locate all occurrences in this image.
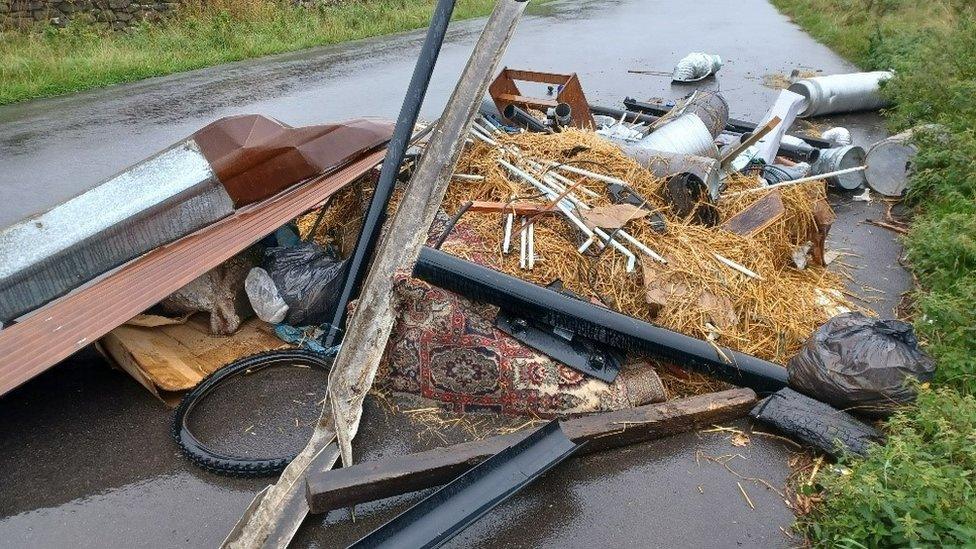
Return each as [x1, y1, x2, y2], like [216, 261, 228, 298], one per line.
[349, 420, 582, 549]
[495, 309, 623, 383]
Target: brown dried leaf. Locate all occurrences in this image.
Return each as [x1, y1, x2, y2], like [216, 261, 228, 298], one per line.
[698, 291, 738, 329]
[580, 203, 649, 230]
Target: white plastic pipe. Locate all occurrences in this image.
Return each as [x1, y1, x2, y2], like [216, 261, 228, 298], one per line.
[502, 212, 513, 253]
[499, 159, 637, 272]
[724, 166, 867, 196]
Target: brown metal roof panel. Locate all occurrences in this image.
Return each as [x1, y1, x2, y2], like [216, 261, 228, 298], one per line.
[192, 115, 394, 206]
[0, 148, 387, 398]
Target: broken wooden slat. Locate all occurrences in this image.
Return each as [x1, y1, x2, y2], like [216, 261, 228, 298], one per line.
[719, 116, 782, 169]
[720, 190, 785, 236]
[305, 388, 757, 513]
[467, 200, 556, 216]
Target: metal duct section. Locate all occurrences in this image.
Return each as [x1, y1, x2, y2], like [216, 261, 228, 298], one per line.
[0, 140, 233, 323]
[623, 148, 723, 201]
[503, 104, 550, 133]
[634, 113, 719, 158]
[865, 129, 919, 197]
[680, 91, 729, 138]
[780, 134, 823, 163]
[811, 145, 867, 190]
[788, 71, 893, 117]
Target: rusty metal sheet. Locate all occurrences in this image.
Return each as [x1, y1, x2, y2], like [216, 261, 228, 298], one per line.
[488, 67, 594, 128]
[193, 115, 394, 206]
[0, 148, 387, 398]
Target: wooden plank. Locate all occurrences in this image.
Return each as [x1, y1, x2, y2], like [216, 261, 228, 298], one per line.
[720, 190, 785, 236]
[305, 388, 756, 513]
[467, 201, 556, 216]
[494, 92, 559, 109]
[719, 116, 781, 169]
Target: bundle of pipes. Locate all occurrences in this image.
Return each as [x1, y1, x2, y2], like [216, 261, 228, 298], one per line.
[467, 115, 666, 273]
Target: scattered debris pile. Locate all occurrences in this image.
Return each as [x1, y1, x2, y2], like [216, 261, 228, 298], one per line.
[0, 4, 943, 542]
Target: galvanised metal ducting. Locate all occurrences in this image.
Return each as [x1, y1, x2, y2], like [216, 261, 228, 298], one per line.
[788, 71, 893, 117]
[0, 141, 232, 324]
[634, 113, 719, 158]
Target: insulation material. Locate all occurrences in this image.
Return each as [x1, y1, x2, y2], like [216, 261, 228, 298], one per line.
[160, 249, 259, 335]
[99, 314, 284, 404]
[671, 52, 723, 82]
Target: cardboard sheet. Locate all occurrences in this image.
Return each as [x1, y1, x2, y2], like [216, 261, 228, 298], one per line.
[99, 313, 284, 404]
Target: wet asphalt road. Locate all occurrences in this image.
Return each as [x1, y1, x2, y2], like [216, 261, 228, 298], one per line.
[0, 0, 910, 547]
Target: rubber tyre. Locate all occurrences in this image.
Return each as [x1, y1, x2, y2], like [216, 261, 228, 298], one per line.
[172, 348, 332, 477]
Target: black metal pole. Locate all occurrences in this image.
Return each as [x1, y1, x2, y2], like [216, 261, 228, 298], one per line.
[414, 247, 790, 393]
[323, 0, 457, 348]
[589, 103, 658, 125]
[503, 104, 552, 133]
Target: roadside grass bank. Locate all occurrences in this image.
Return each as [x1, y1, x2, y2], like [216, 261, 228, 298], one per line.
[0, 0, 496, 105]
[773, 0, 976, 545]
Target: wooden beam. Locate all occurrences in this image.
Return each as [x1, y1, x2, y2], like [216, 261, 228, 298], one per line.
[719, 116, 781, 169]
[305, 388, 757, 513]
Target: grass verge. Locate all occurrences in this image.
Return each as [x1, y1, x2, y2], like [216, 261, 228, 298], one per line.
[0, 0, 496, 106]
[772, 0, 976, 545]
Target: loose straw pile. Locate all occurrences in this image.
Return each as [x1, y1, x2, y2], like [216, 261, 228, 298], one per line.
[439, 128, 854, 365]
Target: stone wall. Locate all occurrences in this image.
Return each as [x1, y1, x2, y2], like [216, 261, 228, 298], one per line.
[0, 0, 182, 30]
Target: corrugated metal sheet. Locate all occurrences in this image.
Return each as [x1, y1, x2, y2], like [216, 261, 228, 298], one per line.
[0, 148, 386, 397]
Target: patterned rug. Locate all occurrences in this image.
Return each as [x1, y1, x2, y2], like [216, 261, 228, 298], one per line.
[378, 274, 667, 417]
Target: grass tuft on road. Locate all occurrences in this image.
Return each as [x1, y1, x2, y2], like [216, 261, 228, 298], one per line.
[0, 0, 496, 106]
[773, 0, 976, 545]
